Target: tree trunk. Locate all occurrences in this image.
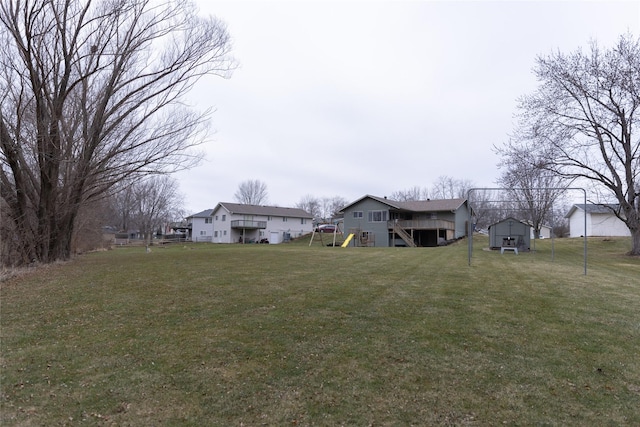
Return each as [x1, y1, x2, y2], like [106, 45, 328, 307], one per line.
[630, 227, 640, 256]
[44, 226, 73, 262]
[36, 210, 75, 263]
[622, 202, 640, 256]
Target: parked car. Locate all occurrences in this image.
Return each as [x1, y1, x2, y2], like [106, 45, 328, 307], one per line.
[316, 224, 336, 233]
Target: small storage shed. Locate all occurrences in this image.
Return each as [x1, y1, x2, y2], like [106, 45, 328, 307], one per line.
[488, 218, 531, 251]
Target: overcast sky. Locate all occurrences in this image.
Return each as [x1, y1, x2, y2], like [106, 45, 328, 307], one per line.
[176, 0, 640, 214]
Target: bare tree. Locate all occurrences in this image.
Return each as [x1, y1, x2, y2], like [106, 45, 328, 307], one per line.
[467, 189, 502, 231]
[112, 185, 136, 235]
[549, 202, 571, 238]
[129, 176, 183, 245]
[0, 0, 235, 265]
[392, 179, 473, 202]
[390, 186, 430, 201]
[322, 196, 348, 221]
[511, 33, 640, 254]
[295, 195, 346, 223]
[431, 176, 474, 199]
[495, 146, 569, 238]
[296, 195, 321, 220]
[71, 197, 114, 254]
[106, 176, 183, 244]
[234, 179, 268, 205]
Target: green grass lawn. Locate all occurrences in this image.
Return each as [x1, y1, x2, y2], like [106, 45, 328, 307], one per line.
[1, 236, 639, 426]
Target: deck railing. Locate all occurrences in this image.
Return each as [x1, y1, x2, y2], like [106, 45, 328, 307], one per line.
[388, 219, 455, 230]
[230, 220, 267, 229]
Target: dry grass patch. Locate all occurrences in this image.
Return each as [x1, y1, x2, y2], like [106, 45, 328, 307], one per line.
[1, 237, 639, 425]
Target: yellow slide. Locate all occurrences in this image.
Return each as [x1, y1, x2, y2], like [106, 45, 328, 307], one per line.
[341, 233, 354, 247]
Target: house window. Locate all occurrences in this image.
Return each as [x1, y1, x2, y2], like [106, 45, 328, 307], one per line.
[214, 231, 218, 237]
[301, 218, 305, 224]
[222, 215, 226, 221]
[215, 215, 218, 220]
[283, 217, 288, 222]
[205, 217, 212, 224]
[223, 230, 227, 236]
[360, 231, 372, 244]
[368, 210, 388, 222]
[353, 211, 363, 219]
[268, 216, 272, 221]
[200, 230, 206, 235]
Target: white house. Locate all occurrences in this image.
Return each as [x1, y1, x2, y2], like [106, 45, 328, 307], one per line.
[187, 209, 214, 242]
[524, 222, 552, 239]
[211, 202, 314, 244]
[565, 204, 630, 238]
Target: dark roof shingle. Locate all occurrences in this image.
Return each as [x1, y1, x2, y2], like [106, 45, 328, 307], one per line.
[216, 202, 313, 218]
[343, 195, 466, 212]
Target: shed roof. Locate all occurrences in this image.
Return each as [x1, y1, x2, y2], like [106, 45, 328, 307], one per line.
[214, 202, 313, 218]
[488, 217, 531, 229]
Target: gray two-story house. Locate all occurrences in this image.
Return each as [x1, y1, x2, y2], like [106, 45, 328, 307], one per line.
[339, 195, 469, 247]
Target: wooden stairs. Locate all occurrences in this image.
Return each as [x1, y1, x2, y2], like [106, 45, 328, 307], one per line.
[392, 222, 417, 247]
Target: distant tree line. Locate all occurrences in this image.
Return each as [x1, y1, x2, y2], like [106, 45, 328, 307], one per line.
[2, 0, 636, 267]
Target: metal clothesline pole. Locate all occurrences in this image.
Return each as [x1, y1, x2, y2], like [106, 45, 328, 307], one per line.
[466, 187, 587, 275]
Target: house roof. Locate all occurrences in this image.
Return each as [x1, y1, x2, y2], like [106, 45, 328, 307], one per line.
[339, 195, 467, 213]
[564, 203, 621, 218]
[214, 202, 313, 218]
[187, 209, 214, 218]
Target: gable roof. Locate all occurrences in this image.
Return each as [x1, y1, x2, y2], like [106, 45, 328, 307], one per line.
[565, 203, 621, 218]
[213, 202, 313, 218]
[187, 209, 214, 219]
[488, 217, 531, 229]
[340, 195, 467, 213]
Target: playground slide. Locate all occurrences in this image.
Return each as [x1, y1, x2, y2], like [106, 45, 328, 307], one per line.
[341, 233, 354, 247]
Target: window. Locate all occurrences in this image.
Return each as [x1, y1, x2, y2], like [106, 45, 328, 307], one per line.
[205, 217, 212, 224]
[268, 216, 272, 221]
[368, 210, 388, 222]
[283, 217, 288, 222]
[200, 230, 206, 235]
[301, 218, 306, 224]
[223, 230, 227, 236]
[222, 215, 226, 221]
[215, 215, 218, 220]
[214, 231, 218, 237]
[353, 211, 363, 219]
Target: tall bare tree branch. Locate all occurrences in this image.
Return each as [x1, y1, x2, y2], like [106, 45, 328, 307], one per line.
[508, 33, 640, 254]
[234, 179, 269, 205]
[0, 0, 235, 265]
